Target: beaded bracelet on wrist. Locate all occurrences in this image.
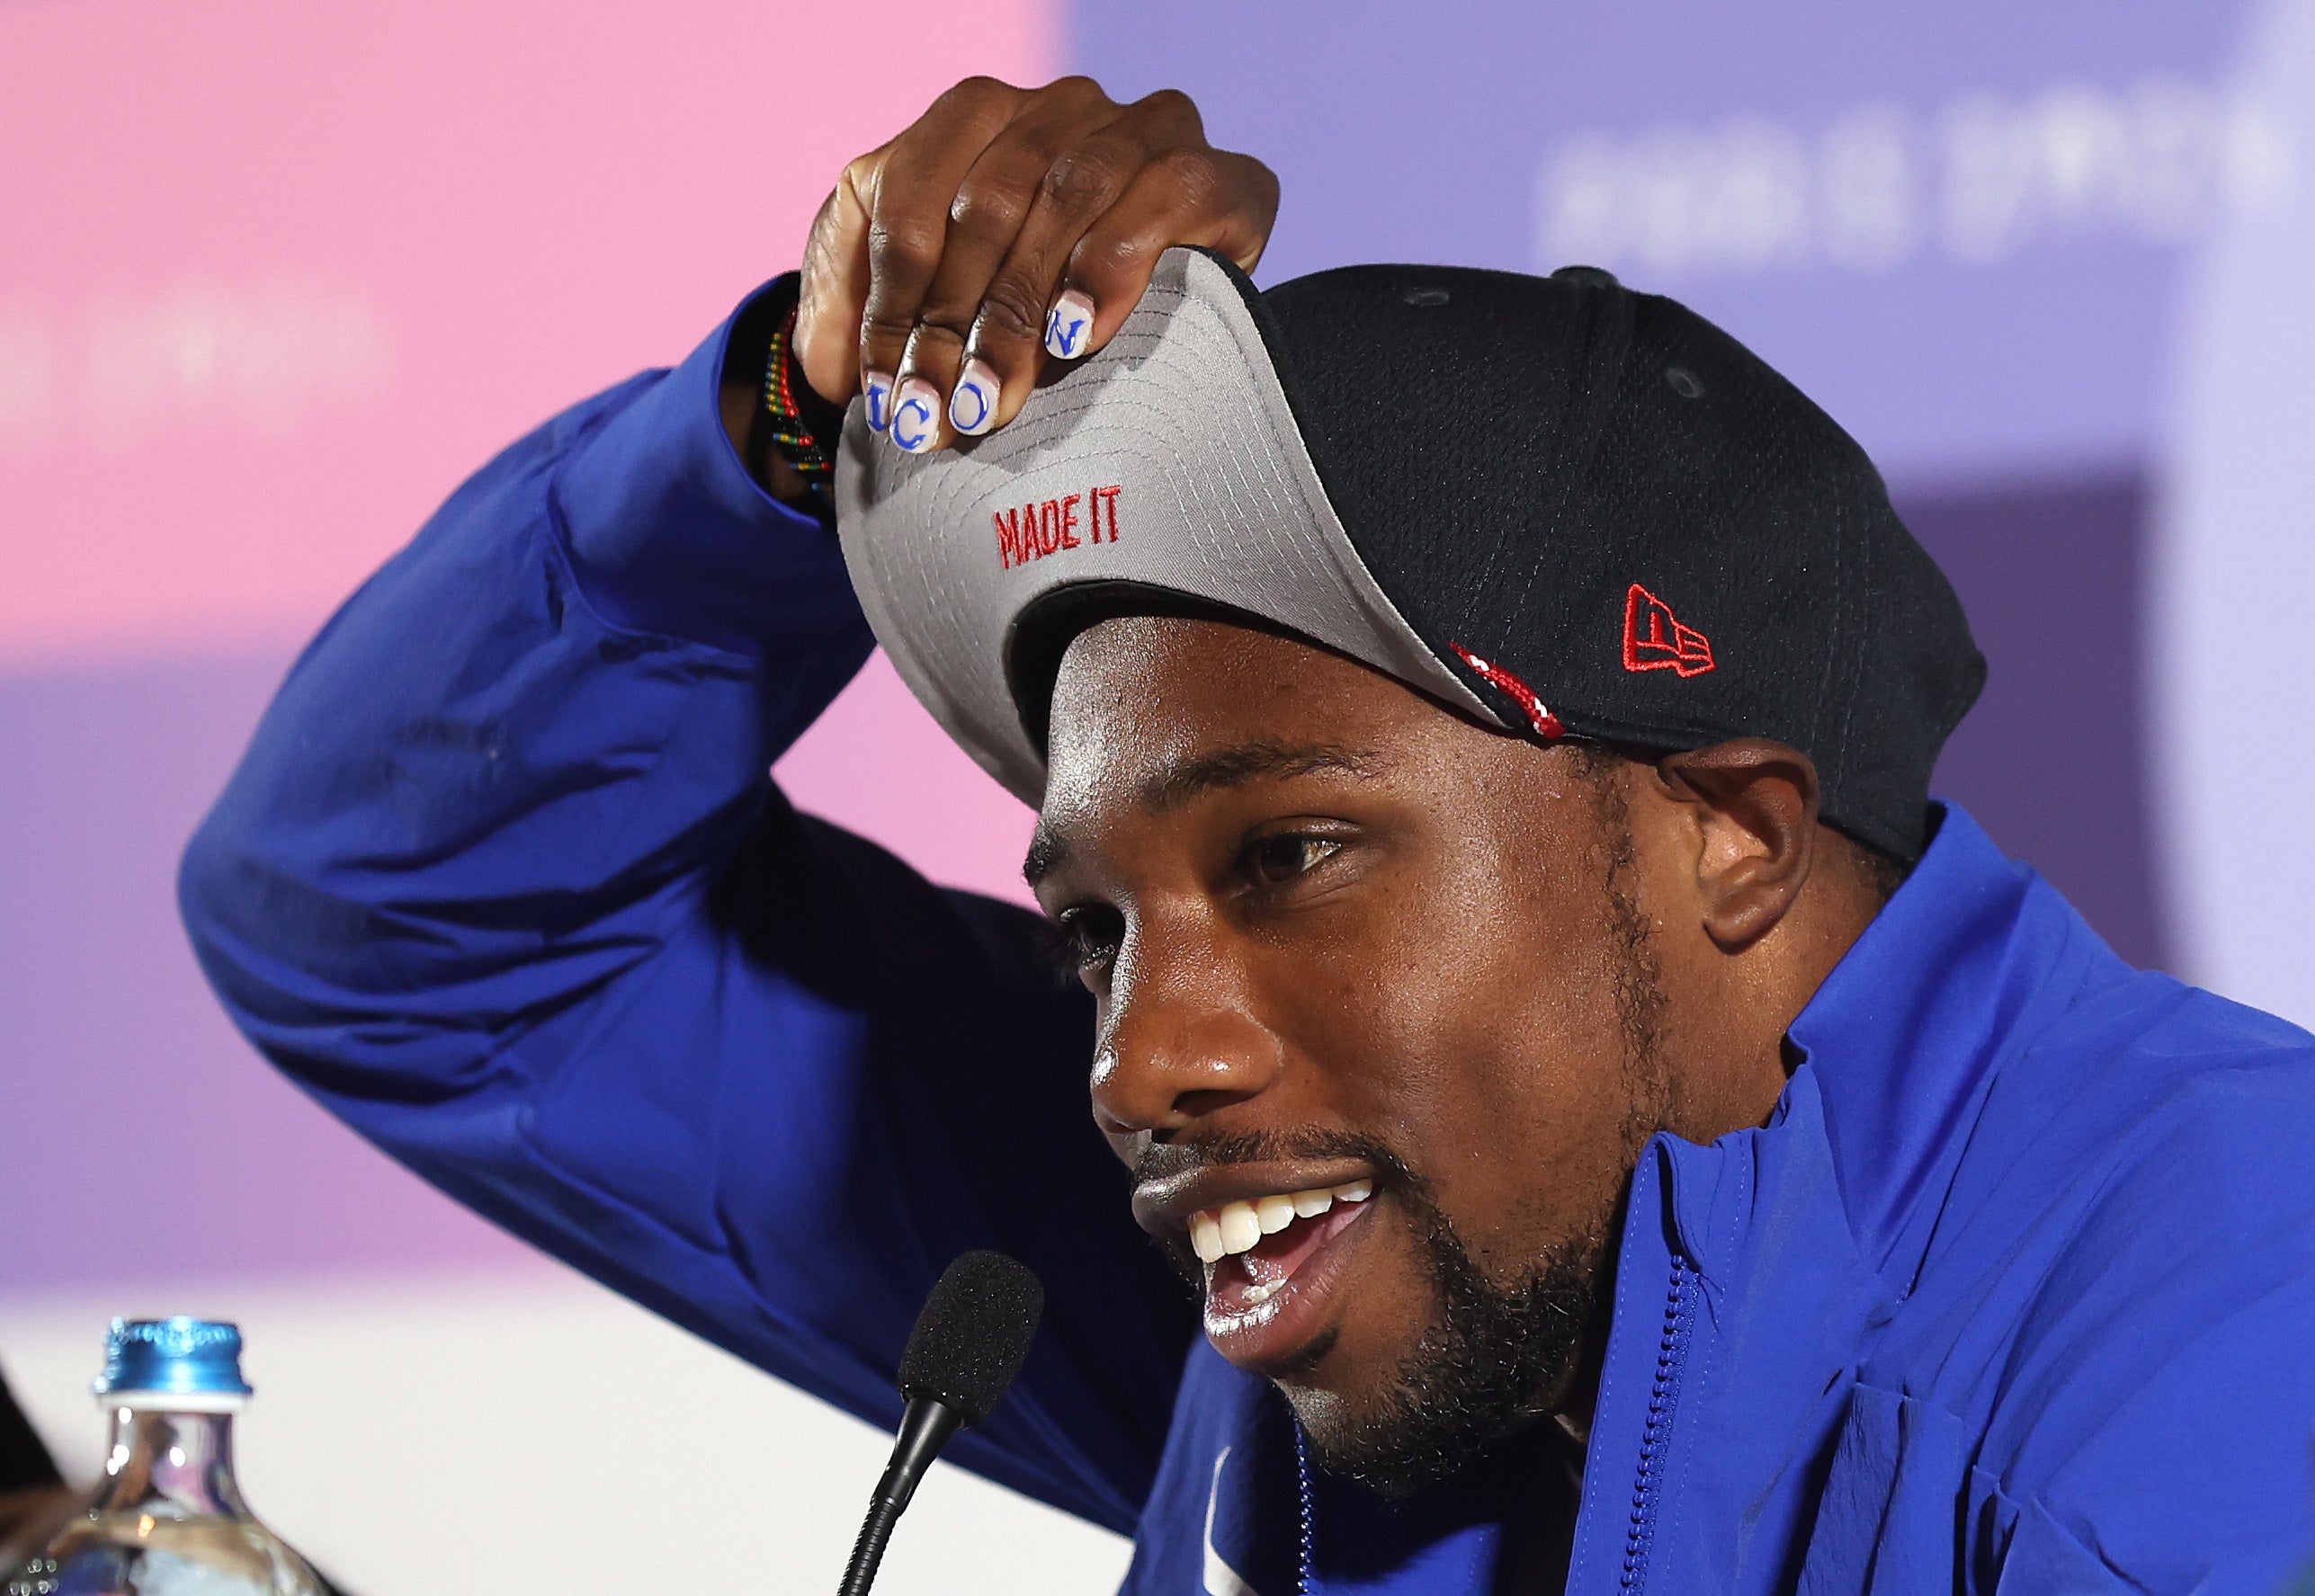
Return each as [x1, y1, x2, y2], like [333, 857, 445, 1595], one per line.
[761, 308, 834, 486]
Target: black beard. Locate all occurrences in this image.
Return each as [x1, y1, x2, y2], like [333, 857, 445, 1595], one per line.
[1287, 1181, 1606, 1496]
[1145, 1148, 1601, 1496]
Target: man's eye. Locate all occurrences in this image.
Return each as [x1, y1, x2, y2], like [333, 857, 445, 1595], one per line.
[1247, 834, 1341, 886]
[1052, 907, 1123, 973]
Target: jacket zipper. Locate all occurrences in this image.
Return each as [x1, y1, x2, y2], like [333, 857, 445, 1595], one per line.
[1293, 1422, 1316, 1596]
[1292, 1255, 1696, 1596]
[1619, 1253, 1695, 1593]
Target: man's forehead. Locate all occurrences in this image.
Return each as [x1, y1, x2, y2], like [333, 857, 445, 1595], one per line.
[1044, 616, 1433, 776]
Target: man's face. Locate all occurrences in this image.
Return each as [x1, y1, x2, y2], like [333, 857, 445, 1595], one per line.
[1030, 615, 1674, 1489]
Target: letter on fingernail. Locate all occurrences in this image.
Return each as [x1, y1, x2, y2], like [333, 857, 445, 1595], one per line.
[890, 380, 939, 453]
[1044, 292, 1095, 361]
[950, 361, 999, 436]
[863, 374, 894, 433]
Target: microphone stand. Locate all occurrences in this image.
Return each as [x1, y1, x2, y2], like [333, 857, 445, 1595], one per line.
[836, 1397, 964, 1596]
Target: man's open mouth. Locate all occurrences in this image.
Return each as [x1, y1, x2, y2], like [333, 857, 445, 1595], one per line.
[1190, 1179, 1375, 1364]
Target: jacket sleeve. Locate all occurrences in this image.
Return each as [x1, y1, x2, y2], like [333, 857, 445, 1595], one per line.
[178, 276, 1196, 1536]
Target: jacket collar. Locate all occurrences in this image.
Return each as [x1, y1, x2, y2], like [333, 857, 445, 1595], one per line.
[1782, 803, 2124, 1291]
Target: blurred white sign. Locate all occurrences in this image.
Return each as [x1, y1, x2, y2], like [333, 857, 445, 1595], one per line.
[1537, 77, 2297, 279]
[0, 281, 391, 455]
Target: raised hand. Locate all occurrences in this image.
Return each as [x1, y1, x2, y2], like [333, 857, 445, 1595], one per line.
[792, 76, 1279, 454]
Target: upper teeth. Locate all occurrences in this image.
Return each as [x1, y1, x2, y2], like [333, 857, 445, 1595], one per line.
[1190, 1180, 1372, 1264]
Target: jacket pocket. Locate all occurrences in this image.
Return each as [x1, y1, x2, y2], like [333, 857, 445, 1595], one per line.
[1797, 1383, 1972, 1595]
[1967, 1474, 2139, 1596]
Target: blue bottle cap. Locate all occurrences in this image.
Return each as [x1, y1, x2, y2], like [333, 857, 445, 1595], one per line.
[96, 1317, 254, 1397]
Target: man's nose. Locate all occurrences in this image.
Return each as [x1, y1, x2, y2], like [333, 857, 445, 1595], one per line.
[1090, 961, 1284, 1136]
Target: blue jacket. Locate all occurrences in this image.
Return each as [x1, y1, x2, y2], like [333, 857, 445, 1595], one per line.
[182, 283, 2315, 1595]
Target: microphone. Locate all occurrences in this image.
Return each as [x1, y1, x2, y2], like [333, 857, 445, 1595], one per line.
[836, 1250, 1045, 1596]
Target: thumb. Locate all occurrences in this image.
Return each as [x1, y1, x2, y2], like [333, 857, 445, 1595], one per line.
[793, 160, 878, 406]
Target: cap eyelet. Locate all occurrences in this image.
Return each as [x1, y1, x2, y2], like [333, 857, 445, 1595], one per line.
[1667, 366, 1704, 399]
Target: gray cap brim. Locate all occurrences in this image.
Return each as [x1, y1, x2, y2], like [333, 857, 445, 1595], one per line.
[835, 247, 1496, 808]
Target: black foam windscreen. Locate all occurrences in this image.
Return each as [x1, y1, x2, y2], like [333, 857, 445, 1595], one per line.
[896, 1251, 1045, 1427]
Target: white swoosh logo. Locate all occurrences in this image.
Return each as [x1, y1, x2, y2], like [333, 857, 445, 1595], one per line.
[1202, 1445, 1260, 1596]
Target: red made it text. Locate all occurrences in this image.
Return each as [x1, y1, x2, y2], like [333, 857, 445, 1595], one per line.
[996, 486, 1123, 569]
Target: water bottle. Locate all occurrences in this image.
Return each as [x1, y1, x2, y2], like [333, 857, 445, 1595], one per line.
[5, 1318, 328, 1596]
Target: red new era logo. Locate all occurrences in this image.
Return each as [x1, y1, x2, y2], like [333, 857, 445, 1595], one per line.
[1622, 584, 1715, 677]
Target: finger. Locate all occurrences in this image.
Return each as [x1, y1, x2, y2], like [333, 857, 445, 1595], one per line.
[856, 78, 1027, 435]
[886, 80, 1130, 447]
[794, 174, 872, 408]
[1060, 147, 1279, 355]
[952, 89, 1207, 436]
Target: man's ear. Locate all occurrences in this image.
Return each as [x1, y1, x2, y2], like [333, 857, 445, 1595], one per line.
[1649, 739, 1820, 953]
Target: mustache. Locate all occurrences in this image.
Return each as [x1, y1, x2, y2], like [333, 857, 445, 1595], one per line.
[1131, 1128, 1426, 1197]
[1133, 1128, 1425, 1294]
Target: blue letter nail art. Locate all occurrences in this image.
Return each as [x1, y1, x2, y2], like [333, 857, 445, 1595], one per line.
[1044, 302, 1090, 359]
[951, 375, 991, 434]
[864, 378, 892, 432]
[893, 393, 935, 452]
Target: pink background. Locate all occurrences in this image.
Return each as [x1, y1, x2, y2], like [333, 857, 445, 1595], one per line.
[2, 0, 1044, 1297]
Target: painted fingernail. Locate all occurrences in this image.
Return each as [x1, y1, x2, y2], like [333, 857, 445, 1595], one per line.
[1043, 290, 1095, 361]
[863, 373, 894, 433]
[949, 359, 1000, 436]
[889, 379, 941, 453]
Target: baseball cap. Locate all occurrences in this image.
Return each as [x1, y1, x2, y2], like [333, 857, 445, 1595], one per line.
[833, 248, 1983, 861]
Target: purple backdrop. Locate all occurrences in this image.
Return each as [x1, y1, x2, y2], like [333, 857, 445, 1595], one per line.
[0, 655, 535, 1291]
[1070, 0, 2256, 478]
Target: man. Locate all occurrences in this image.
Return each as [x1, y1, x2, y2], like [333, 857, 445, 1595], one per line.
[180, 76, 2315, 1593]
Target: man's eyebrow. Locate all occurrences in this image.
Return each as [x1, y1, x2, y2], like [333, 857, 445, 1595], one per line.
[1138, 739, 1388, 813]
[1023, 741, 1387, 887]
[1023, 828, 1070, 890]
